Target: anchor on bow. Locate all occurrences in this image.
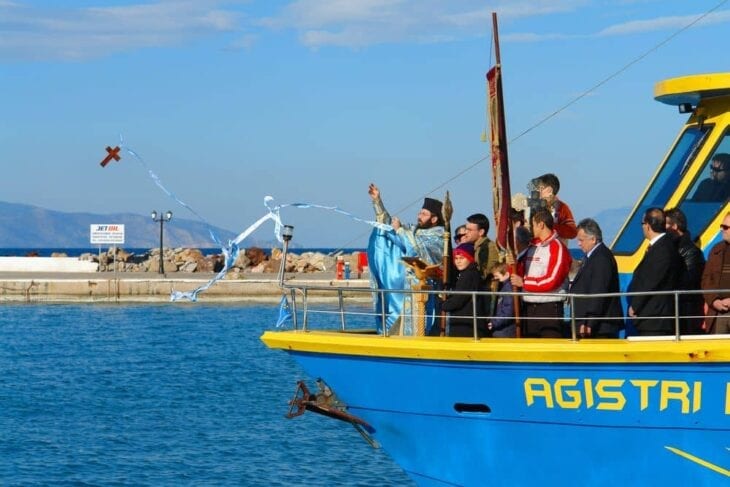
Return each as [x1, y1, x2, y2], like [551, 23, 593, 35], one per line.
[285, 379, 380, 448]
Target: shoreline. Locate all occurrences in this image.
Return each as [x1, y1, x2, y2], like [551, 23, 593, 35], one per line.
[0, 272, 371, 303]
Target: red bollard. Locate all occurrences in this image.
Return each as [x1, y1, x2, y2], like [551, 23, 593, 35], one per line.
[357, 252, 368, 278]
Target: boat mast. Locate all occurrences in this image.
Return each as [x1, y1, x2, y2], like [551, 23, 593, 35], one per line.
[488, 12, 520, 336]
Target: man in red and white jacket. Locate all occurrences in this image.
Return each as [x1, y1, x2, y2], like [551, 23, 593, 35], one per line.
[511, 208, 572, 337]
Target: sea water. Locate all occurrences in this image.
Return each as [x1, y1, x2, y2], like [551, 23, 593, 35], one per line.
[0, 304, 413, 485]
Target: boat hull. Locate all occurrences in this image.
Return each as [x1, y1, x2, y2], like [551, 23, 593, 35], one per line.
[285, 348, 729, 486]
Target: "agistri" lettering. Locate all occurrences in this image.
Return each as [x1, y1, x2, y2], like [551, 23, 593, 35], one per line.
[523, 378, 730, 414]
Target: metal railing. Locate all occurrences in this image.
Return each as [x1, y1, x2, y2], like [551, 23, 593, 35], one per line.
[275, 230, 726, 341]
[277, 281, 730, 342]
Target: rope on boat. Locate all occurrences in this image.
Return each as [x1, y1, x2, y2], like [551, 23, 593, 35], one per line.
[509, 0, 730, 144]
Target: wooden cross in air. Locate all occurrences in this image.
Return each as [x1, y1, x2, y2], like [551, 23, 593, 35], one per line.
[100, 146, 121, 167]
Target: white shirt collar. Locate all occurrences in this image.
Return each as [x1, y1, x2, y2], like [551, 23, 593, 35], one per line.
[586, 241, 603, 259]
[649, 232, 666, 246]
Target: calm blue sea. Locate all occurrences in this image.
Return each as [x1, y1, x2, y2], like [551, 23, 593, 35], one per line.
[0, 304, 412, 485]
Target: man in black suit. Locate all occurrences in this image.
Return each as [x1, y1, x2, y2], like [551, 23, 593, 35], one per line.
[628, 208, 681, 335]
[570, 218, 624, 338]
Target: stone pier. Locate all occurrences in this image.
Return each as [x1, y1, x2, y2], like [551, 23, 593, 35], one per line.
[0, 272, 371, 303]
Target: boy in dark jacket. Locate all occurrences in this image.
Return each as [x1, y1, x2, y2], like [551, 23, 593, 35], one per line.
[442, 243, 484, 337]
[487, 263, 516, 337]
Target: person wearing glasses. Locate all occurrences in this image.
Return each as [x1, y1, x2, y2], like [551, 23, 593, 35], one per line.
[701, 212, 730, 334]
[691, 153, 730, 202]
[459, 213, 501, 327]
[453, 225, 467, 245]
[462, 213, 500, 282]
[627, 208, 682, 336]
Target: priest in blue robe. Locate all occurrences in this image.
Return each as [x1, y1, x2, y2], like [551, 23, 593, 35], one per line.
[367, 183, 444, 335]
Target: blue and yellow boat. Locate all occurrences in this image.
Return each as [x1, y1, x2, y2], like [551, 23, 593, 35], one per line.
[261, 74, 730, 486]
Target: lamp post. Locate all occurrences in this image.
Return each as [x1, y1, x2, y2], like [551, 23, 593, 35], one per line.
[151, 210, 173, 274]
[278, 225, 294, 286]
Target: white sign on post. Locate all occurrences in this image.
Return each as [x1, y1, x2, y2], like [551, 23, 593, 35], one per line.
[90, 224, 125, 245]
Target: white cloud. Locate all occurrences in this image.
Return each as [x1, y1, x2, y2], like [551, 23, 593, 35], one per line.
[440, 2, 585, 29]
[502, 32, 572, 43]
[597, 9, 730, 37]
[8, 1, 729, 60]
[260, 0, 589, 48]
[226, 33, 258, 51]
[263, 0, 407, 29]
[258, 1, 730, 48]
[498, 8, 730, 44]
[0, 1, 243, 61]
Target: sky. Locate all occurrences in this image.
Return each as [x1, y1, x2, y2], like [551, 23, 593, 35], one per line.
[2, 0, 730, 248]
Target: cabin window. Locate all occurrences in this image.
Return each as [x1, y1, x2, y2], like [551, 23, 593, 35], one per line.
[612, 125, 711, 254]
[678, 127, 730, 240]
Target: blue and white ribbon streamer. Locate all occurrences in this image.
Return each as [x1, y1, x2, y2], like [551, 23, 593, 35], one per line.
[117, 136, 391, 301]
[171, 200, 279, 302]
[171, 198, 392, 302]
[120, 135, 221, 245]
[277, 202, 393, 233]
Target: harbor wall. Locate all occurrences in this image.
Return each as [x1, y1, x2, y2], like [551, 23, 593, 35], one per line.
[0, 276, 371, 303]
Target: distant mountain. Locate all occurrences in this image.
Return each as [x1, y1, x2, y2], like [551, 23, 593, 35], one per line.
[592, 206, 631, 245]
[0, 201, 276, 249]
[0, 200, 633, 250]
[564, 206, 630, 249]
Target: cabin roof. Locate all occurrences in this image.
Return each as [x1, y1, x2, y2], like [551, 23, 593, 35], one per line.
[654, 72, 730, 106]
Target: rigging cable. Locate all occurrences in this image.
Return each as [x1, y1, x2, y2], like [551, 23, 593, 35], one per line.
[330, 0, 730, 253]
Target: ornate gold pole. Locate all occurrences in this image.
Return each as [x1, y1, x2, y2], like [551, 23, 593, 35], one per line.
[402, 259, 441, 336]
[440, 191, 453, 336]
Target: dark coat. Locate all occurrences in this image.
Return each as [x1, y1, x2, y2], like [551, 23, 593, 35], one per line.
[628, 234, 681, 335]
[691, 178, 730, 202]
[442, 263, 483, 337]
[701, 240, 730, 333]
[671, 232, 705, 334]
[569, 242, 624, 338]
[674, 233, 705, 288]
[491, 279, 516, 337]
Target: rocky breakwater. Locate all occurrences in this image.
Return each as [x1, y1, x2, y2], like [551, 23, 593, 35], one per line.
[81, 247, 368, 279]
[0, 247, 370, 303]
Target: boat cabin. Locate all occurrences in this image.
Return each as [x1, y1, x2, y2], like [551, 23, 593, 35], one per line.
[613, 73, 730, 286]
